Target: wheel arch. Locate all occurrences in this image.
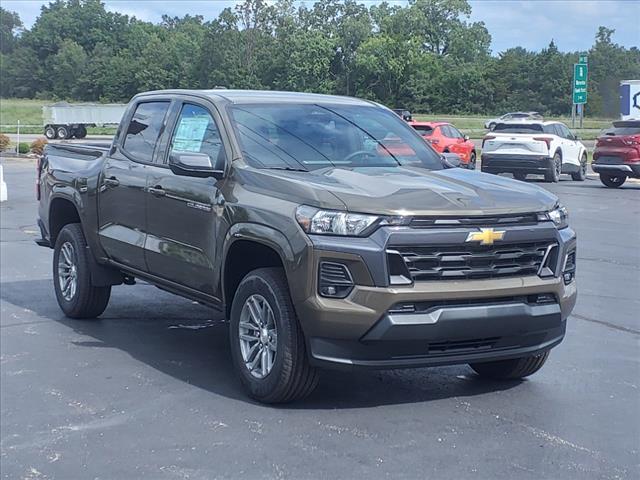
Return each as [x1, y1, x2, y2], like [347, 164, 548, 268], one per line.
[222, 224, 296, 318]
[49, 195, 83, 245]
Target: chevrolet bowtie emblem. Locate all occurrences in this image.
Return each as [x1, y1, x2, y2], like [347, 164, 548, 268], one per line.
[465, 228, 505, 245]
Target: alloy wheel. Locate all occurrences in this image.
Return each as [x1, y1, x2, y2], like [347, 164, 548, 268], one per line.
[57, 241, 78, 301]
[238, 294, 278, 379]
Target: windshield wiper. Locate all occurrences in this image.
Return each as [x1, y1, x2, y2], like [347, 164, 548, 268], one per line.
[267, 166, 308, 172]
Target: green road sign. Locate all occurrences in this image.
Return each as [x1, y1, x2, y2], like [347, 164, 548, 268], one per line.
[573, 63, 588, 104]
[579, 54, 588, 64]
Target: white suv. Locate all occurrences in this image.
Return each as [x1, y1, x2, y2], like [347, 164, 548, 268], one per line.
[481, 120, 588, 182]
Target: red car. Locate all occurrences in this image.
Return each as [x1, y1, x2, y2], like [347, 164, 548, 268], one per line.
[409, 121, 477, 169]
[592, 120, 640, 188]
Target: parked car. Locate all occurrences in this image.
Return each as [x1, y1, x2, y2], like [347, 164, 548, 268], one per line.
[481, 120, 588, 182]
[392, 108, 412, 121]
[485, 112, 542, 131]
[409, 121, 477, 169]
[592, 120, 640, 188]
[36, 89, 577, 403]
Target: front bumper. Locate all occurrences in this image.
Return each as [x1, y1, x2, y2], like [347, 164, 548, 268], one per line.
[293, 225, 577, 370]
[481, 154, 553, 174]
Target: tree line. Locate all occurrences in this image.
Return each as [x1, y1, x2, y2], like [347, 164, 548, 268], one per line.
[1, 0, 639, 117]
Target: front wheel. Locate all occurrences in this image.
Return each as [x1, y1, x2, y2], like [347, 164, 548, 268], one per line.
[468, 151, 477, 170]
[53, 224, 111, 318]
[571, 154, 587, 181]
[229, 267, 319, 403]
[599, 173, 626, 188]
[470, 351, 550, 380]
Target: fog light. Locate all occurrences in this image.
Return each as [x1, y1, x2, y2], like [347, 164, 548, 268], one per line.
[563, 250, 576, 285]
[318, 262, 354, 298]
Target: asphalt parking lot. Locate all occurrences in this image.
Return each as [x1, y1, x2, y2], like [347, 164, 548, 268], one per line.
[1, 158, 638, 480]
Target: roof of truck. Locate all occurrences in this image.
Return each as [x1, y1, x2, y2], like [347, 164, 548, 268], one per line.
[137, 89, 374, 106]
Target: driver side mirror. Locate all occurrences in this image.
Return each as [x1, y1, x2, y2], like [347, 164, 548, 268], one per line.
[441, 153, 462, 168]
[169, 152, 224, 179]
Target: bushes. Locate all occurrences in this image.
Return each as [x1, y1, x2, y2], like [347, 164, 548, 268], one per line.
[30, 138, 48, 155]
[0, 134, 10, 151]
[18, 142, 30, 154]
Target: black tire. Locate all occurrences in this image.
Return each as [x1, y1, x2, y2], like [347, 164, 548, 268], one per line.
[468, 151, 477, 170]
[229, 267, 319, 403]
[571, 154, 587, 181]
[544, 152, 562, 183]
[599, 173, 626, 188]
[44, 125, 56, 139]
[513, 172, 527, 181]
[56, 126, 70, 139]
[75, 125, 87, 139]
[470, 351, 550, 380]
[53, 224, 111, 319]
[488, 122, 496, 131]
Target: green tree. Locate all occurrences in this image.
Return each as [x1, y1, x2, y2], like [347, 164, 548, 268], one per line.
[1, 7, 23, 54]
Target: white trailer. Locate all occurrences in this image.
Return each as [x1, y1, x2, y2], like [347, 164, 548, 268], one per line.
[43, 102, 127, 139]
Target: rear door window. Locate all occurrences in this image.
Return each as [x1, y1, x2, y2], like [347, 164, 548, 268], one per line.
[123, 102, 170, 162]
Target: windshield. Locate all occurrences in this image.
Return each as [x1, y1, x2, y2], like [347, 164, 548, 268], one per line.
[230, 103, 443, 171]
[493, 123, 543, 134]
[603, 126, 640, 136]
[412, 125, 434, 135]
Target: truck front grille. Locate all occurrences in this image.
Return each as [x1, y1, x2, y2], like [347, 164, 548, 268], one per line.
[388, 241, 557, 281]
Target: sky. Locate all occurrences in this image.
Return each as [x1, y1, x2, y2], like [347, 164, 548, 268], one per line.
[3, 0, 639, 54]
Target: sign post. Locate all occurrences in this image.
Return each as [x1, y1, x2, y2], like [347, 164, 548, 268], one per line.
[572, 56, 588, 128]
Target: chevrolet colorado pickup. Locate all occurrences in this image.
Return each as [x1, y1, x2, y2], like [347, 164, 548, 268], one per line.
[36, 90, 577, 403]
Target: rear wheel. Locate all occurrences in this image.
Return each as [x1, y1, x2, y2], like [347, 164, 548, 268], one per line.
[513, 172, 527, 181]
[44, 125, 56, 139]
[470, 351, 550, 380]
[56, 126, 70, 139]
[53, 224, 111, 318]
[599, 173, 626, 188]
[229, 267, 319, 403]
[75, 125, 87, 139]
[544, 153, 562, 183]
[571, 154, 587, 181]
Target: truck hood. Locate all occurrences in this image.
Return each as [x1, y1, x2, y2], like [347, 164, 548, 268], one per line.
[247, 166, 558, 216]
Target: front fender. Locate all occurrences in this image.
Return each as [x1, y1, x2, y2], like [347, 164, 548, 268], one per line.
[222, 222, 303, 306]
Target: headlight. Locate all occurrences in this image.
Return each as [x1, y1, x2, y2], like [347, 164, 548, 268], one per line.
[539, 205, 569, 229]
[296, 206, 382, 236]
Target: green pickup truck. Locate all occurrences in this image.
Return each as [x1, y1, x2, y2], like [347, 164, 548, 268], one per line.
[36, 90, 577, 403]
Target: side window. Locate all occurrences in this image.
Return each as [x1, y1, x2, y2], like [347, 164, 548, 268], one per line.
[551, 125, 563, 137]
[543, 125, 555, 135]
[560, 125, 574, 139]
[169, 104, 224, 164]
[123, 102, 170, 162]
[441, 125, 453, 138]
[450, 126, 463, 138]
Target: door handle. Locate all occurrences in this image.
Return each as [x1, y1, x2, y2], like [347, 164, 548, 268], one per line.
[104, 176, 119, 187]
[148, 186, 166, 197]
